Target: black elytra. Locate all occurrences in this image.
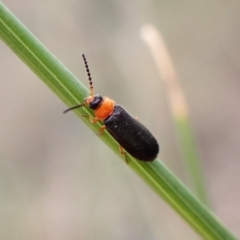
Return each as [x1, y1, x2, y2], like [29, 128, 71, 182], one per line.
[104, 105, 159, 162]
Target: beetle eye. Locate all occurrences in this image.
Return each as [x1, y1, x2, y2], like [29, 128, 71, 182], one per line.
[89, 94, 103, 109]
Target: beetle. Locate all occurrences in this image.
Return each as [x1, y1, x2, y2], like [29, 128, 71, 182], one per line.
[64, 54, 159, 162]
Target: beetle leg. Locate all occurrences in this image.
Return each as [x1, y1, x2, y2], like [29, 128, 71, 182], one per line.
[119, 145, 128, 164]
[91, 117, 99, 124]
[98, 125, 106, 136]
[81, 114, 99, 124]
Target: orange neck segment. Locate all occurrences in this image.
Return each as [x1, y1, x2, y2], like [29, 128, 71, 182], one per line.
[94, 97, 115, 121]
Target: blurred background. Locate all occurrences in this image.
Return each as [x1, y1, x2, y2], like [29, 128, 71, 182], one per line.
[1, 0, 240, 239]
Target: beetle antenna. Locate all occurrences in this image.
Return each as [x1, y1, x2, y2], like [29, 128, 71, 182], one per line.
[63, 103, 86, 114]
[82, 54, 94, 96]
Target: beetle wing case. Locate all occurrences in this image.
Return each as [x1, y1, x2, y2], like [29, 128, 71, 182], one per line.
[104, 105, 159, 161]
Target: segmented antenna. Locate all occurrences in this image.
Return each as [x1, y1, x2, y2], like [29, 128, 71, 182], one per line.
[63, 103, 85, 114]
[82, 54, 94, 96]
[63, 54, 94, 114]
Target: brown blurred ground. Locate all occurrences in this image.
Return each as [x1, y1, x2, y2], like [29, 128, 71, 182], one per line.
[1, 1, 240, 240]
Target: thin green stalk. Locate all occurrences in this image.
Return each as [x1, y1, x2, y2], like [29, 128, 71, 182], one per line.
[176, 117, 208, 205]
[0, 2, 237, 240]
[140, 24, 209, 205]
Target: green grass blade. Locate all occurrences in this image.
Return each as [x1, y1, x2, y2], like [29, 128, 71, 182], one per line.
[141, 25, 209, 205]
[176, 117, 208, 205]
[0, 2, 237, 240]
